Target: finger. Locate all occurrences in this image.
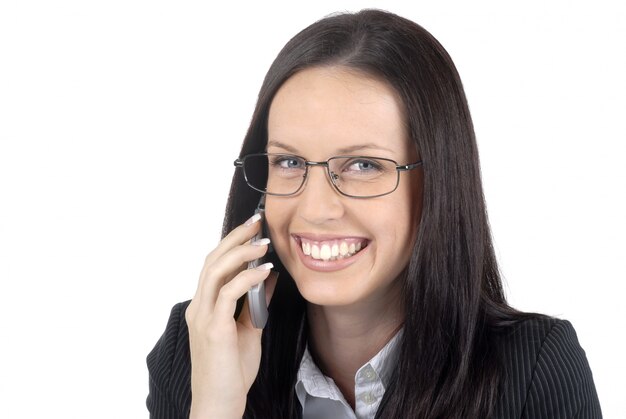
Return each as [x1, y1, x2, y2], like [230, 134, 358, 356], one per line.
[196, 239, 271, 313]
[194, 215, 263, 297]
[202, 238, 270, 287]
[203, 213, 264, 267]
[212, 263, 274, 327]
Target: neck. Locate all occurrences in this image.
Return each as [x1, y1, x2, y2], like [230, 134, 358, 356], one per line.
[305, 281, 404, 408]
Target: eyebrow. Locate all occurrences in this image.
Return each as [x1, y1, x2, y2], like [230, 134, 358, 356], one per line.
[266, 140, 394, 155]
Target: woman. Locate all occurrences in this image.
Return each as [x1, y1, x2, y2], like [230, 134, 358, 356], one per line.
[147, 10, 601, 418]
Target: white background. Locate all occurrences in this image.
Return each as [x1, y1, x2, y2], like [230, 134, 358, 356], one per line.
[1, 0, 624, 417]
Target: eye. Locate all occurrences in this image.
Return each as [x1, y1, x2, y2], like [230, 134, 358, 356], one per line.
[270, 155, 304, 170]
[283, 158, 302, 169]
[346, 158, 383, 172]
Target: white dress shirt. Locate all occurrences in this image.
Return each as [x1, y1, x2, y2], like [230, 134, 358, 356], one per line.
[295, 329, 403, 419]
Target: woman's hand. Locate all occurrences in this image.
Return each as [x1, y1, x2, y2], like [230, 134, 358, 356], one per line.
[185, 214, 278, 419]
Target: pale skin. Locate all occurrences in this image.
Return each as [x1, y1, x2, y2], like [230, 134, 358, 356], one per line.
[185, 217, 278, 419]
[186, 66, 423, 417]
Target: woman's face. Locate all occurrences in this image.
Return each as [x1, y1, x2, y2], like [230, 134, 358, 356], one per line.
[265, 66, 423, 308]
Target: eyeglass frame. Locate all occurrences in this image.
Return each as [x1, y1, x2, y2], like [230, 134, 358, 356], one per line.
[233, 152, 423, 198]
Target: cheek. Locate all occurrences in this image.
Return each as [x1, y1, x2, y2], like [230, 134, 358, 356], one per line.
[366, 201, 412, 259]
[385, 206, 415, 258]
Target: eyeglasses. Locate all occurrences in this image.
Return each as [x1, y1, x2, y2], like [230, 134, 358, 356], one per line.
[233, 153, 422, 198]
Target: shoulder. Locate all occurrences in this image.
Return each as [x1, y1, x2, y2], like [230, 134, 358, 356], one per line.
[493, 315, 602, 418]
[146, 301, 192, 418]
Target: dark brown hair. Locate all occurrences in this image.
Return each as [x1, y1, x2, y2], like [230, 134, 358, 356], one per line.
[225, 9, 536, 418]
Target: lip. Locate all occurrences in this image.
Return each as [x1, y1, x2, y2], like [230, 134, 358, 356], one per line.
[292, 233, 369, 242]
[291, 234, 370, 272]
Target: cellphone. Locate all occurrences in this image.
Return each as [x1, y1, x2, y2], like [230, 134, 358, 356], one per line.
[247, 195, 270, 329]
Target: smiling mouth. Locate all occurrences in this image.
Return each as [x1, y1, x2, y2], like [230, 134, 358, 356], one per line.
[294, 236, 369, 261]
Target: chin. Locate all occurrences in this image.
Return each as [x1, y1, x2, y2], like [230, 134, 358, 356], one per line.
[292, 277, 363, 307]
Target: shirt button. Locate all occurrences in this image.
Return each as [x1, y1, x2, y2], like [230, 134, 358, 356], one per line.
[359, 365, 376, 382]
[359, 392, 378, 405]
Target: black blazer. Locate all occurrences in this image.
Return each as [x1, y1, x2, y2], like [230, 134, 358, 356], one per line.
[147, 301, 602, 418]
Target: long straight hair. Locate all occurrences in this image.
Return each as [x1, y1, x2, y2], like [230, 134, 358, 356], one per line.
[224, 9, 536, 418]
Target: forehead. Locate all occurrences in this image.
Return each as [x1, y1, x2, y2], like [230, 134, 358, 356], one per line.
[267, 66, 412, 158]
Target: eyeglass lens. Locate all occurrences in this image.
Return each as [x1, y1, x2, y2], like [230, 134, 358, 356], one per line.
[242, 154, 399, 197]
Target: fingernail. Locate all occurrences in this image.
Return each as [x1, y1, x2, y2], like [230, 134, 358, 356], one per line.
[251, 238, 271, 246]
[255, 262, 273, 271]
[245, 213, 262, 226]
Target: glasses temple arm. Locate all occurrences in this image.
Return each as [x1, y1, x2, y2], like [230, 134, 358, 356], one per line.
[396, 160, 423, 171]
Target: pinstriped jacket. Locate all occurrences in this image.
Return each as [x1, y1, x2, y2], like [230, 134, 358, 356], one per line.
[147, 301, 602, 418]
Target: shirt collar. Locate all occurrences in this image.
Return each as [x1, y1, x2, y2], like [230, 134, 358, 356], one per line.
[295, 327, 404, 404]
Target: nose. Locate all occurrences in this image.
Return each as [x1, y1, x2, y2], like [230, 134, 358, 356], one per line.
[296, 164, 345, 224]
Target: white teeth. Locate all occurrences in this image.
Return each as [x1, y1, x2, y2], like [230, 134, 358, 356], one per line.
[311, 244, 320, 259]
[301, 238, 367, 261]
[320, 244, 331, 260]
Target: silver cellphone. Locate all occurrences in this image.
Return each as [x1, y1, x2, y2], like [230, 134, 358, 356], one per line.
[247, 195, 269, 329]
